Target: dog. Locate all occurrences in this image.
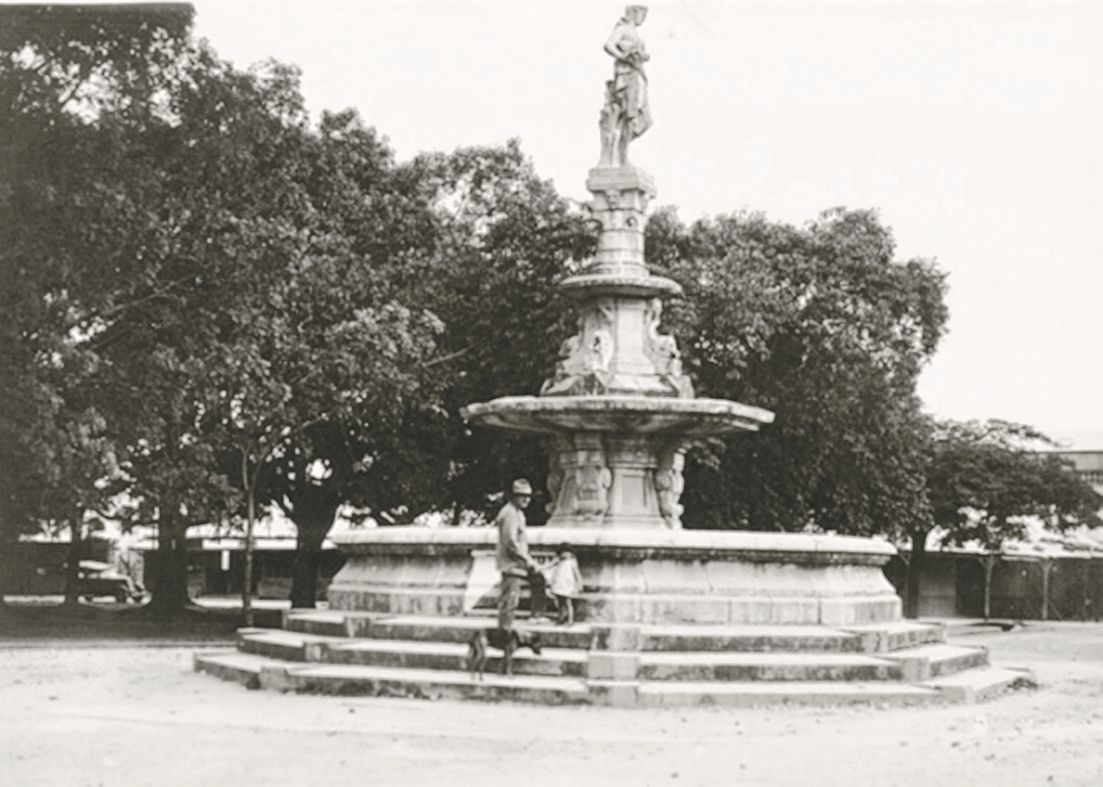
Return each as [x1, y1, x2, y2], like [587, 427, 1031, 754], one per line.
[467, 627, 543, 680]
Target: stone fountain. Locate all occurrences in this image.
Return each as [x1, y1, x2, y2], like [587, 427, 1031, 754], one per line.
[197, 8, 1024, 707]
[325, 4, 901, 629]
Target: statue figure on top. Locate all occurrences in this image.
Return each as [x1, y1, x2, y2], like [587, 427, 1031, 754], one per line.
[599, 5, 652, 168]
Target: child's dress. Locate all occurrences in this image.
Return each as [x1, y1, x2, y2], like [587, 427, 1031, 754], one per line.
[549, 555, 582, 599]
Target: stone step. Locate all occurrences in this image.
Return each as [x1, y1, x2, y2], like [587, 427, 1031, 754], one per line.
[638, 651, 902, 682]
[335, 613, 594, 649]
[636, 680, 941, 708]
[842, 621, 946, 652]
[193, 650, 266, 689]
[283, 612, 947, 655]
[238, 628, 349, 661]
[283, 610, 359, 637]
[921, 666, 1036, 703]
[195, 649, 1022, 708]
[326, 639, 588, 678]
[195, 650, 589, 704]
[285, 664, 590, 704]
[639, 624, 863, 653]
[880, 643, 989, 681]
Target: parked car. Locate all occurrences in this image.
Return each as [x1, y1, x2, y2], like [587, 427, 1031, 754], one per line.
[77, 560, 145, 603]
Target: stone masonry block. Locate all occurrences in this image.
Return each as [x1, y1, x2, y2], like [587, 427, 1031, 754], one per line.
[893, 655, 932, 682]
[258, 665, 293, 692]
[644, 596, 729, 624]
[768, 598, 820, 624]
[587, 652, 641, 681]
[586, 680, 641, 707]
[728, 597, 776, 624]
[589, 624, 642, 651]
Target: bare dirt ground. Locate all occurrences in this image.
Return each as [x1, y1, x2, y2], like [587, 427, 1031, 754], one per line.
[1, 622, 1101, 787]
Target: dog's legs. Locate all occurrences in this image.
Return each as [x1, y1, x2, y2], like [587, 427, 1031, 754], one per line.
[500, 631, 515, 676]
[469, 632, 487, 682]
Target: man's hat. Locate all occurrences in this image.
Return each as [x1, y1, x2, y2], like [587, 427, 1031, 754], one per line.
[511, 478, 533, 496]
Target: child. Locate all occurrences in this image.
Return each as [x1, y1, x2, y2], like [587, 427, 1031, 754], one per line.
[548, 548, 583, 625]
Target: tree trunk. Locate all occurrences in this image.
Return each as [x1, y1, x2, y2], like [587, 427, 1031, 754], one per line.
[287, 488, 340, 609]
[1040, 558, 1053, 621]
[0, 532, 14, 607]
[982, 555, 996, 621]
[904, 527, 928, 619]
[146, 500, 190, 617]
[63, 507, 83, 606]
[242, 483, 257, 627]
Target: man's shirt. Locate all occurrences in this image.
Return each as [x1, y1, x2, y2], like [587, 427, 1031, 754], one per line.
[495, 501, 532, 577]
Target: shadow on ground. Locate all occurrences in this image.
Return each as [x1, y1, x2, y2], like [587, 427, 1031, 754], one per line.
[0, 599, 283, 642]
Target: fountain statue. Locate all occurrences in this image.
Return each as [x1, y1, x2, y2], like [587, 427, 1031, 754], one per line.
[599, 4, 652, 168]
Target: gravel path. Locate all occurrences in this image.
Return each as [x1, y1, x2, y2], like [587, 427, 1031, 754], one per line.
[2, 622, 1102, 786]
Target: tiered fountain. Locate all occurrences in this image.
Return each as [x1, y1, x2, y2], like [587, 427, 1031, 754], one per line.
[196, 7, 1025, 706]
[325, 4, 900, 629]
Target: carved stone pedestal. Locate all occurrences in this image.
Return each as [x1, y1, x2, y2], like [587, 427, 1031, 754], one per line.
[545, 433, 685, 529]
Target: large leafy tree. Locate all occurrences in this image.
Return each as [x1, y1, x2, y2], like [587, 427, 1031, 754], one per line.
[646, 208, 947, 537]
[908, 419, 1102, 617]
[0, 4, 195, 605]
[2, 9, 447, 614]
[209, 107, 448, 611]
[90, 56, 448, 614]
[397, 142, 594, 522]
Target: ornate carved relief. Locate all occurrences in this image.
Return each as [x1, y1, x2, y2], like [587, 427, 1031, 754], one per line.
[546, 435, 612, 524]
[573, 450, 612, 520]
[541, 300, 616, 396]
[654, 442, 686, 528]
[642, 298, 694, 397]
[545, 438, 565, 516]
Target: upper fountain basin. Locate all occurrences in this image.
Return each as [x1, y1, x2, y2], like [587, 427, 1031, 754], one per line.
[462, 394, 775, 436]
[558, 271, 683, 299]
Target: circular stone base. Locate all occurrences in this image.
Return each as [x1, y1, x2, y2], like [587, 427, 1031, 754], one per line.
[328, 527, 902, 626]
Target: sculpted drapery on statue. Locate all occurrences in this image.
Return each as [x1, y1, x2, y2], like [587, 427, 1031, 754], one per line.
[599, 5, 652, 168]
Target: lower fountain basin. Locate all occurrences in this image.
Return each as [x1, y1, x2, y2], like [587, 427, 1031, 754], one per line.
[328, 527, 902, 626]
[462, 395, 775, 436]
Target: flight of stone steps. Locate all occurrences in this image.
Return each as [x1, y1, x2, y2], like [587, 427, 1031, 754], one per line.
[194, 609, 1033, 707]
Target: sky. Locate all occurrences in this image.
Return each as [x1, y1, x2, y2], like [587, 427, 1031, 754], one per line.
[190, 0, 1103, 447]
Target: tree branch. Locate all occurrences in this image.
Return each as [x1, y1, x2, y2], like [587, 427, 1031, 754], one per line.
[94, 273, 197, 321]
[422, 346, 471, 368]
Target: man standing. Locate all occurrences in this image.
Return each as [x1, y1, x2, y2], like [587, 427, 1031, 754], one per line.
[495, 478, 547, 629]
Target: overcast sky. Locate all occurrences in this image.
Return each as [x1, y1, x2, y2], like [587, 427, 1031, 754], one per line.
[192, 0, 1103, 447]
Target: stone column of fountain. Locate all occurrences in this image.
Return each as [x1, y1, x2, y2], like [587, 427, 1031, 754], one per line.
[463, 7, 772, 532]
[327, 6, 903, 627]
[465, 145, 776, 531]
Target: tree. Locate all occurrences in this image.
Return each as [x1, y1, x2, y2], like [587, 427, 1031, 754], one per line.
[646, 208, 947, 537]
[909, 419, 1102, 618]
[2, 9, 450, 614]
[196, 106, 449, 612]
[0, 4, 195, 605]
[397, 141, 594, 522]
